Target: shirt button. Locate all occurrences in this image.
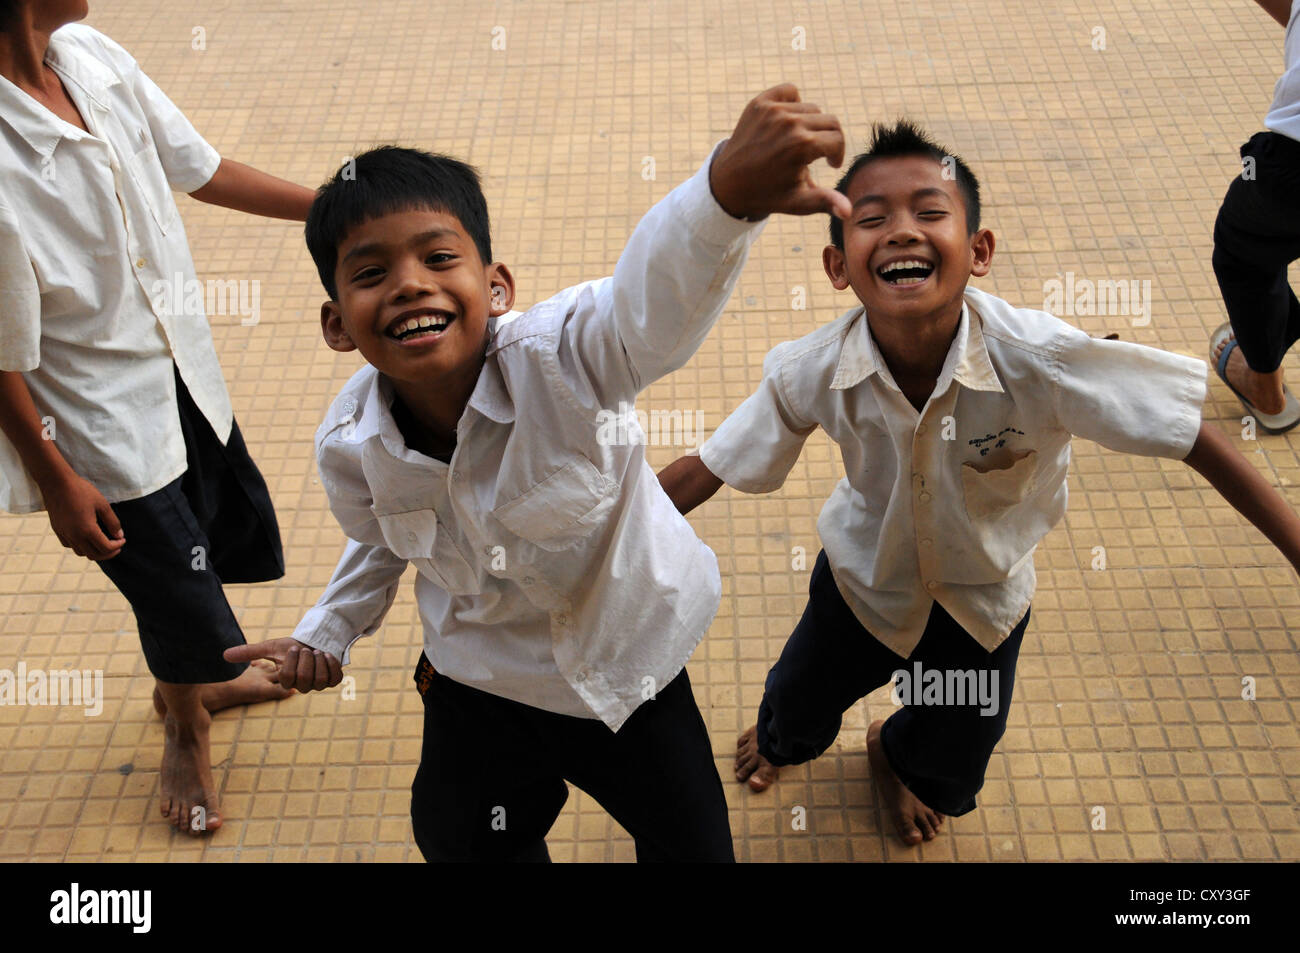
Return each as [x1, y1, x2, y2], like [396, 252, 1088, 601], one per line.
[926, 580, 938, 591]
[917, 424, 928, 435]
[574, 669, 587, 683]
[522, 575, 535, 586]
[135, 258, 146, 268]
[919, 491, 932, 503]
[340, 397, 357, 416]
[555, 613, 569, 626]
[406, 531, 417, 542]
[452, 471, 462, 482]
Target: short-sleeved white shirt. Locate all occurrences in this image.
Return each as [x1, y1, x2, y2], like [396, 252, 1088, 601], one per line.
[1265, 0, 1300, 141]
[699, 286, 1208, 657]
[0, 24, 226, 513]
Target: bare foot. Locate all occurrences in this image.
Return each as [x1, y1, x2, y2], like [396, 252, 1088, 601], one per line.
[153, 661, 293, 717]
[867, 720, 944, 846]
[735, 725, 779, 792]
[1214, 333, 1286, 415]
[160, 707, 222, 835]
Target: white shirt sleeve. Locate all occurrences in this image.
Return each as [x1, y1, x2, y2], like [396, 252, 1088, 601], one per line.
[83, 28, 221, 193]
[0, 195, 40, 373]
[564, 142, 763, 406]
[699, 342, 819, 492]
[290, 538, 408, 664]
[1050, 325, 1207, 460]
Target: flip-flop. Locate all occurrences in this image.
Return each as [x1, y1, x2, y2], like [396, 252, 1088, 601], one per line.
[1210, 322, 1300, 434]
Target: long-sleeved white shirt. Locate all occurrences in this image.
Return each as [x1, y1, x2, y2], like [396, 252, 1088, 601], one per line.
[291, 148, 763, 730]
[0, 24, 229, 513]
[699, 287, 1207, 657]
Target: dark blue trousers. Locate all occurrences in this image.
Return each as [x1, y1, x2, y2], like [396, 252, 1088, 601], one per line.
[756, 550, 1028, 816]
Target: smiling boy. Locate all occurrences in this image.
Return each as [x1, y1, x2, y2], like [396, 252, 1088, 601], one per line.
[659, 120, 1300, 846]
[227, 86, 852, 861]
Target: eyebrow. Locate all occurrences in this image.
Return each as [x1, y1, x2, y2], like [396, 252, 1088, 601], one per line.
[340, 228, 460, 266]
[851, 187, 951, 211]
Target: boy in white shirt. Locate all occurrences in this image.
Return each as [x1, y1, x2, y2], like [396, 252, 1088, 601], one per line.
[226, 86, 852, 861]
[1210, 0, 1300, 431]
[659, 120, 1300, 846]
[0, 1, 315, 835]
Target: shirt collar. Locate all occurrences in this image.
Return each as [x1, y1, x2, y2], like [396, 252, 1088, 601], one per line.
[0, 29, 118, 157]
[470, 312, 518, 424]
[830, 295, 1003, 395]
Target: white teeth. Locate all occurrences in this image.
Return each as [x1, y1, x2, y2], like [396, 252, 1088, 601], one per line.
[879, 259, 934, 275]
[392, 314, 451, 338]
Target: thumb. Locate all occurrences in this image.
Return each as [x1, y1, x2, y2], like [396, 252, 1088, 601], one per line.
[224, 638, 290, 665]
[96, 498, 124, 540]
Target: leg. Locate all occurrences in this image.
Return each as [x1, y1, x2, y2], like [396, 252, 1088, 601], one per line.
[96, 479, 266, 835]
[875, 603, 1030, 845]
[557, 669, 734, 862]
[741, 550, 912, 792]
[410, 668, 568, 862]
[1211, 133, 1300, 413]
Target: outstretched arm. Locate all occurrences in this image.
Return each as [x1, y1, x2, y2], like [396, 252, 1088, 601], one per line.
[1183, 420, 1300, 572]
[658, 453, 725, 515]
[189, 158, 315, 221]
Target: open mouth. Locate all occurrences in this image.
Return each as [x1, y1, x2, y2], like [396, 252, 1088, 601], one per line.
[387, 310, 454, 342]
[876, 258, 935, 286]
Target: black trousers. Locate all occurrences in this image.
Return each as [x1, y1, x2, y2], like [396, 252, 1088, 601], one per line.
[755, 550, 1028, 817]
[1212, 130, 1300, 373]
[409, 663, 734, 862]
[96, 365, 284, 683]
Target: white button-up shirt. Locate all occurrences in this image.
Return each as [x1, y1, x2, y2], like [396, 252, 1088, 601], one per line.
[1266, 0, 1300, 142]
[699, 287, 1207, 656]
[291, 150, 763, 730]
[0, 24, 226, 513]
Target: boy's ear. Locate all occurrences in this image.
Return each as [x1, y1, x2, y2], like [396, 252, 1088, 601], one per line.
[823, 245, 852, 291]
[321, 301, 357, 352]
[487, 263, 516, 316]
[969, 228, 995, 279]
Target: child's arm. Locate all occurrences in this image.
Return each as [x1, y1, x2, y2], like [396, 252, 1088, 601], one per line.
[658, 453, 725, 516]
[569, 85, 848, 407]
[1254, 0, 1293, 28]
[224, 537, 408, 691]
[0, 370, 124, 560]
[1183, 420, 1300, 571]
[189, 158, 315, 221]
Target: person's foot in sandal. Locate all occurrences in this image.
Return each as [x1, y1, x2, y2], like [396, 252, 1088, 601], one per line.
[1211, 323, 1300, 432]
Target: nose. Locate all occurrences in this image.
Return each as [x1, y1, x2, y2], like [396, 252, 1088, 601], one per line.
[387, 255, 435, 303]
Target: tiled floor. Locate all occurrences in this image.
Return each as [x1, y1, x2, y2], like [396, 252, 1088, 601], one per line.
[2, 0, 1298, 862]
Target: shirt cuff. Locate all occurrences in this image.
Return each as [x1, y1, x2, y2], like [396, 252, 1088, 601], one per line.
[290, 607, 364, 665]
[677, 139, 767, 248]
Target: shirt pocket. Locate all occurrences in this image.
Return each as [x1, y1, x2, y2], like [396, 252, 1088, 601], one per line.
[124, 141, 176, 235]
[491, 457, 616, 552]
[374, 509, 482, 595]
[960, 449, 1038, 521]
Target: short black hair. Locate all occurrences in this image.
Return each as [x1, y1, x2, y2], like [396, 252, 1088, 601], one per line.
[829, 120, 981, 250]
[305, 146, 492, 300]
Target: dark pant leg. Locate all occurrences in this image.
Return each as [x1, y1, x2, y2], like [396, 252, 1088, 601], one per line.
[173, 366, 284, 584]
[879, 605, 1030, 816]
[410, 669, 569, 862]
[755, 550, 910, 766]
[96, 479, 249, 684]
[555, 669, 735, 862]
[1211, 132, 1300, 373]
